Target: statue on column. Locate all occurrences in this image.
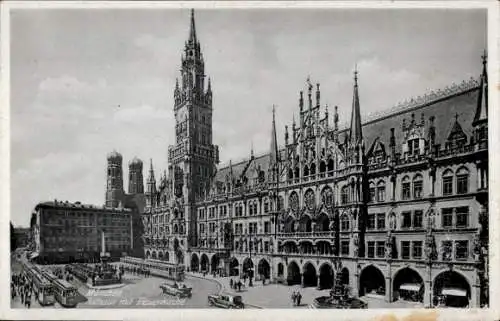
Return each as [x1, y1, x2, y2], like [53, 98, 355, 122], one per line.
[384, 232, 393, 259]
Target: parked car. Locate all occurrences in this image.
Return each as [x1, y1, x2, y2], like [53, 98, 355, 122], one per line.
[160, 282, 192, 298]
[207, 294, 244, 309]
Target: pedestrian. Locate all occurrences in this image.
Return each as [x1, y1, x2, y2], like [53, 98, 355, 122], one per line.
[262, 277, 265, 286]
[297, 291, 302, 306]
[238, 280, 242, 292]
[230, 279, 234, 289]
[291, 291, 297, 306]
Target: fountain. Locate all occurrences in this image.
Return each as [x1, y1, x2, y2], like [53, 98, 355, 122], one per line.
[311, 273, 367, 309]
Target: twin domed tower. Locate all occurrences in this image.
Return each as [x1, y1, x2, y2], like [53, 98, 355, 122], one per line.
[105, 150, 144, 208]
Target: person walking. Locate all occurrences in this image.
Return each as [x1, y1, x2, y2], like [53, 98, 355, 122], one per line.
[296, 291, 302, 306]
[291, 291, 297, 306]
[230, 279, 233, 289]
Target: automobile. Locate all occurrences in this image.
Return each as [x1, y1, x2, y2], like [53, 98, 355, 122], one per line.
[207, 294, 244, 309]
[159, 282, 192, 298]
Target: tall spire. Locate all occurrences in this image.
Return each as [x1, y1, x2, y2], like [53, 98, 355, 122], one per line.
[349, 65, 363, 146]
[270, 105, 279, 166]
[473, 50, 488, 126]
[189, 8, 197, 44]
[148, 159, 155, 182]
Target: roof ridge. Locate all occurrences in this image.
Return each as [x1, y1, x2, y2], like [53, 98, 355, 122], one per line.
[338, 77, 480, 131]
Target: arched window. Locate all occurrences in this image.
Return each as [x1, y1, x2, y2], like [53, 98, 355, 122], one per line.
[294, 167, 300, 179]
[303, 165, 310, 177]
[456, 167, 469, 194]
[288, 169, 293, 181]
[319, 161, 326, 174]
[328, 159, 335, 176]
[401, 176, 411, 200]
[442, 169, 453, 196]
[310, 163, 316, 176]
[341, 186, 349, 205]
[341, 215, 350, 231]
[377, 180, 386, 202]
[413, 174, 423, 199]
[369, 182, 376, 202]
[264, 198, 270, 213]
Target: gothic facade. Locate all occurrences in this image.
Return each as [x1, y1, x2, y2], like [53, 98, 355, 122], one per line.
[133, 10, 488, 308]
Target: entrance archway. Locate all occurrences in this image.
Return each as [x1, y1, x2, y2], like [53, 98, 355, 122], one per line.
[303, 262, 317, 287]
[200, 253, 209, 272]
[433, 271, 471, 307]
[287, 261, 301, 285]
[190, 253, 200, 272]
[393, 268, 424, 302]
[211, 254, 220, 273]
[319, 263, 334, 289]
[359, 265, 386, 296]
[277, 262, 284, 277]
[340, 267, 349, 287]
[229, 257, 239, 276]
[242, 258, 254, 278]
[258, 259, 271, 280]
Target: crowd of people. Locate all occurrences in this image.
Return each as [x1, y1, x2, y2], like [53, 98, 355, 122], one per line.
[11, 272, 33, 308]
[121, 264, 151, 278]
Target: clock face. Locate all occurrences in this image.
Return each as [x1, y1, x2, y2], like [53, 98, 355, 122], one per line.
[321, 187, 334, 209]
[289, 192, 299, 212]
[304, 189, 316, 211]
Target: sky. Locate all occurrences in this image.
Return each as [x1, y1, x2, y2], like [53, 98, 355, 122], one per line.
[10, 8, 486, 227]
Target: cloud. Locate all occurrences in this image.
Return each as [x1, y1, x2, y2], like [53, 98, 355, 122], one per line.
[38, 75, 91, 93]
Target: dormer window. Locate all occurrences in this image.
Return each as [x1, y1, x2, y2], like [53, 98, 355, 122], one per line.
[408, 138, 419, 155]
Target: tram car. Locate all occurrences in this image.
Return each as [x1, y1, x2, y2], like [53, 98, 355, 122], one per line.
[42, 271, 79, 308]
[27, 266, 55, 306]
[120, 256, 185, 281]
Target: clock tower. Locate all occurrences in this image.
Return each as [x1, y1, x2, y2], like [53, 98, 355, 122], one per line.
[168, 9, 219, 248]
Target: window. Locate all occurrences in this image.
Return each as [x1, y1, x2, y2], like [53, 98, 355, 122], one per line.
[401, 241, 411, 259]
[402, 211, 412, 228]
[402, 177, 411, 200]
[367, 214, 376, 230]
[377, 181, 386, 202]
[341, 215, 350, 231]
[413, 175, 423, 199]
[264, 221, 270, 233]
[443, 170, 453, 196]
[341, 186, 349, 204]
[408, 138, 419, 155]
[376, 241, 385, 258]
[455, 240, 468, 260]
[264, 241, 269, 253]
[341, 241, 350, 256]
[442, 241, 453, 261]
[442, 208, 453, 228]
[456, 207, 469, 228]
[376, 214, 385, 230]
[369, 183, 376, 202]
[264, 199, 269, 213]
[413, 210, 423, 228]
[456, 168, 469, 194]
[412, 241, 423, 259]
[367, 241, 375, 258]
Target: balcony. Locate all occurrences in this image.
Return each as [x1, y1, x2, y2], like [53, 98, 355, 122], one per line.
[276, 231, 334, 239]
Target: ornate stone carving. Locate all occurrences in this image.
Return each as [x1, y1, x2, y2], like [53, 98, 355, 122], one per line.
[385, 232, 393, 259]
[304, 189, 316, 211]
[321, 186, 334, 209]
[289, 192, 299, 212]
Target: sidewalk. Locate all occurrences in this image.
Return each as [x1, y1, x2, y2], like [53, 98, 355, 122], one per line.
[187, 272, 329, 308]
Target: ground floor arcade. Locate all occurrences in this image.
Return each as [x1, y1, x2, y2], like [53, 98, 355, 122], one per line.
[186, 250, 482, 308]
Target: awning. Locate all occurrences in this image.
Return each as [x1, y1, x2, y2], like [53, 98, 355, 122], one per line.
[441, 288, 467, 297]
[399, 283, 422, 292]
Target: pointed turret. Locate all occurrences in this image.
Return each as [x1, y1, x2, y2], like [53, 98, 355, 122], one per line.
[270, 105, 279, 166]
[349, 66, 363, 146]
[189, 8, 197, 45]
[145, 159, 157, 208]
[474, 51, 488, 126]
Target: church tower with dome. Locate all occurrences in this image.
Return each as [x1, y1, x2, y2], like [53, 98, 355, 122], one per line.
[105, 150, 125, 208]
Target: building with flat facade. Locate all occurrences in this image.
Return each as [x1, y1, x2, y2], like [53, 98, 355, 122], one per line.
[30, 200, 133, 264]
